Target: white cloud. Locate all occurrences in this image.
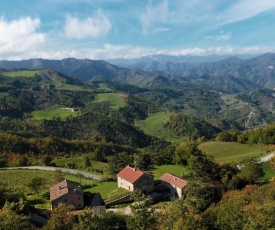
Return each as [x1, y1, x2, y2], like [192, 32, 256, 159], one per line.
[216, 31, 231, 41]
[140, 0, 169, 35]
[64, 9, 112, 39]
[0, 17, 45, 58]
[217, 0, 275, 27]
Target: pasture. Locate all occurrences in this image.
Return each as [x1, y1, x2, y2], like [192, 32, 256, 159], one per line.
[93, 93, 127, 109]
[31, 108, 79, 120]
[2, 70, 38, 77]
[199, 141, 270, 164]
[135, 112, 186, 144]
[52, 157, 108, 172]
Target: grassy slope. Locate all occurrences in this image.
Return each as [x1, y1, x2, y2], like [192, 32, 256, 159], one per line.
[261, 161, 275, 180]
[2, 70, 38, 77]
[151, 165, 189, 180]
[135, 111, 187, 144]
[31, 108, 79, 120]
[199, 141, 270, 164]
[93, 93, 127, 110]
[0, 92, 8, 99]
[52, 157, 108, 172]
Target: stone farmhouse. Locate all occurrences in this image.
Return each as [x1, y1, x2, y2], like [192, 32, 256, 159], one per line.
[159, 173, 188, 198]
[117, 165, 154, 194]
[50, 179, 84, 210]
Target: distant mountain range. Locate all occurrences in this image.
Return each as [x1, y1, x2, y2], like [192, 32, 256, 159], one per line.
[0, 53, 275, 93]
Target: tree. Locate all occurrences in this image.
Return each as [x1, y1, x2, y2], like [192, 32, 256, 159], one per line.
[134, 152, 153, 170]
[174, 141, 202, 165]
[53, 169, 64, 183]
[270, 155, 275, 171]
[108, 152, 133, 175]
[42, 155, 53, 166]
[83, 156, 92, 168]
[0, 205, 30, 230]
[183, 180, 222, 213]
[239, 162, 264, 184]
[74, 209, 127, 230]
[43, 203, 74, 230]
[27, 176, 44, 196]
[127, 192, 157, 230]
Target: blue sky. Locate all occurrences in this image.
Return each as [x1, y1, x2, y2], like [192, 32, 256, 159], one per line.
[1, 0, 275, 60]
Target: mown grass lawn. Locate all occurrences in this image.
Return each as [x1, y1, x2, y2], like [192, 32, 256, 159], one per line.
[2, 70, 38, 77]
[93, 93, 127, 110]
[31, 108, 79, 120]
[199, 141, 270, 164]
[135, 112, 187, 144]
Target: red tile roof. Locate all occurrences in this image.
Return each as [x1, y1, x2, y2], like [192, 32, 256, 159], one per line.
[160, 173, 188, 189]
[50, 179, 83, 201]
[117, 166, 153, 184]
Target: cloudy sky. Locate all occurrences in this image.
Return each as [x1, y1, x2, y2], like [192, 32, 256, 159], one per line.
[1, 0, 275, 60]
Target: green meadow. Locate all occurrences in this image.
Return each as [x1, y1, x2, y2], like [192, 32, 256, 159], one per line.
[199, 141, 270, 164]
[151, 165, 189, 180]
[2, 70, 38, 77]
[93, 93, 127, 109]
[31, 108, 79, 120]
[52, 157, 108, 172]
[135, 112, 186, 144]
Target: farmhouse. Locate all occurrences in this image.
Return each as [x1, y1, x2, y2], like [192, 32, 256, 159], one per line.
[117, 166, 154, 194]
[160, 173, 188, 198]
[50, 179, 84, 210]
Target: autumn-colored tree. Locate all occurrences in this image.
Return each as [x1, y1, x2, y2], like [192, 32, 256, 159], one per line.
[0, 204, 31, 230]
[127, 192, 157, 230]
[43, 203, 74, 230]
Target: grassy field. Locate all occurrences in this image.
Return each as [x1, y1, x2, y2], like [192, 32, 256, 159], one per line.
[199, 141, 270, 164]
[135, 112, 186, 144]
[52, 157, 108, 172]
[50, 80, 91, 92]
[150, 165, 189, 180]
[0, 92, 8, 99]
[261, 161, 275, 180]
[2, 70, 38, 77]
[93, 93, 127, 109]
[31, 108, 79, 120]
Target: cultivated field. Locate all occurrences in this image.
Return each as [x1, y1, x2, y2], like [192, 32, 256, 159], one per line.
[199, 141, 270, 164]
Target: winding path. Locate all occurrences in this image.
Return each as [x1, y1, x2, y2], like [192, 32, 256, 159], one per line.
[259, 152, 275, 163]
[0, 166, 102, 180]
